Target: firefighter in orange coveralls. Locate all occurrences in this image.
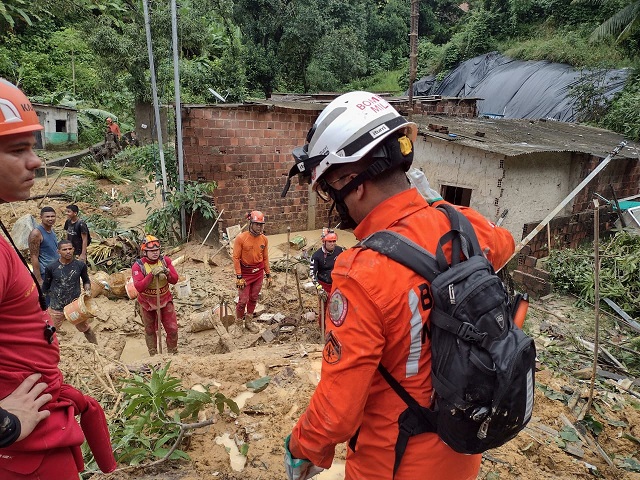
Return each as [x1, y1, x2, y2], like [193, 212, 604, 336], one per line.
[233, 211, 271, 333]
[280, 91, 515, 480]
[132, 235, 180, 355]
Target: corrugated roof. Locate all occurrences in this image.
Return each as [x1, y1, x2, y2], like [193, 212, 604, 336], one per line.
[412, 114, 639, 159]
[32, 103, 77, 112]
[183, 97, 639, 160]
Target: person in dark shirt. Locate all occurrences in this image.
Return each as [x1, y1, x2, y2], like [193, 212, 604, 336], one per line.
[63, 204, 90, 262]
[309, 229, 344, 300]
[42, 240, 97, 344]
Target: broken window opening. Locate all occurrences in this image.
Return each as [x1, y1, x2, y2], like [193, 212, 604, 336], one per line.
[55, 120, 67, 133]
[440, 185, 472, 206]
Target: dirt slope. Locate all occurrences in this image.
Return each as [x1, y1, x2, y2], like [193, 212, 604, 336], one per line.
[2, 176, 640, 480]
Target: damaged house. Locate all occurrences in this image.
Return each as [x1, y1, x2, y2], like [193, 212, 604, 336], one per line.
[181, 95, 639, 295]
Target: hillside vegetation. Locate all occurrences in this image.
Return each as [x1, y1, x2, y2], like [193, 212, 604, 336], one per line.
[1, 0, 639, 142]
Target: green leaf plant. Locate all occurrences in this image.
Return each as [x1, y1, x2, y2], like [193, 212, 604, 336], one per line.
[105, 362, 238, 469]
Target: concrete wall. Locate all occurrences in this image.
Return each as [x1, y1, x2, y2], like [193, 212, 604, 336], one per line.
[182, 104, 331, 234]
[413, 138, 637, 246]
[501, 152, 577, 240]
[33, 106, 78, 148]
[413, 136, 507, 229]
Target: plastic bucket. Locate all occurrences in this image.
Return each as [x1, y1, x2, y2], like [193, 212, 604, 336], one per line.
[89, 280, 104, 298]
[174, 276, 191, 298]
[63, 295, 97, 325]
[109, 272, 127, 297]
[125, 276, 138, 299]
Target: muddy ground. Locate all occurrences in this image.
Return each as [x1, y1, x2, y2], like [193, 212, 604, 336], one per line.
[1, 174, 640, 480]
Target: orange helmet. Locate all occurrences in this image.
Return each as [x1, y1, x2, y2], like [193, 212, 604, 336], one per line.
[0, 78, 43, 137]
[141, 235, 161, 252]
[322, 230, 338, 242]
[248, 210, 265, 224]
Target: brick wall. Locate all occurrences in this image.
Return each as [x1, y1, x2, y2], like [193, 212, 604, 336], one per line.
[518, 204, 615, 259]
[182, 104, 330, 234]
[572, 154, 640, 212]
[413, 98, 478, 117]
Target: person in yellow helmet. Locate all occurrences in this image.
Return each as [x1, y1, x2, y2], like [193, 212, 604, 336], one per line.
[131, 235, 180, 355]
[0, 78, 116, 477]
[232, 210, 271, 333]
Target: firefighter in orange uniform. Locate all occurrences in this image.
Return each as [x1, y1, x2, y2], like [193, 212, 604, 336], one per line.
[233, 211, 271, 333]
[132, 235, 180, 355]
[280, 91, 515, 480]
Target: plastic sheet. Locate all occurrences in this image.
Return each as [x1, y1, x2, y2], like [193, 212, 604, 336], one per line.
[411, 52, 628, 122]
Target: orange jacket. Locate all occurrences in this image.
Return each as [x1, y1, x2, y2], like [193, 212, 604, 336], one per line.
[290, 189, 515, 480]
[232, 231, 270, 275]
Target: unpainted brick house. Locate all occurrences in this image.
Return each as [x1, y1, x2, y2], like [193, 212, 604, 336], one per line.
[181, 97, 639, 284]
[181, 96, 478, 235]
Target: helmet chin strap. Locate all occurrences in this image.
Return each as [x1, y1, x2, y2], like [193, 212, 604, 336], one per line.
[328, 200, 357, 230]
[249, 223, 261, 236]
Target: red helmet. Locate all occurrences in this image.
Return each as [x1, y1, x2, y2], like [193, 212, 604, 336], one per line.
[0, 78, 43, 137]
[322, 229, 338, 242]
[141, 234, 161, 252]
[248, 210, 265, 224]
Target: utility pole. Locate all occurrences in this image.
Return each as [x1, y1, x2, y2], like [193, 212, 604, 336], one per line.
[171, 0, 186, 239]
[408, 0, 419, 114]
[142, 0, 169, 199]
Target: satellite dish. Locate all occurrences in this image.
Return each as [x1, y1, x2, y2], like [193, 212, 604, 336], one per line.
[208, 88, 229, 103]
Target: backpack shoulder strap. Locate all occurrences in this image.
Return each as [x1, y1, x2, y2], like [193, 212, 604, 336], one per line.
[359, 230, 440, 283]
[436, 204, 482, 255]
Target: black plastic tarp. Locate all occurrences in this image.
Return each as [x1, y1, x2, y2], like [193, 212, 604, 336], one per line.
[411, 52, 628, 122]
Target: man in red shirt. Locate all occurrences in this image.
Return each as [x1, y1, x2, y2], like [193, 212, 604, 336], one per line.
[281, 91, 515, 480]
[232, 211, 271, 333]
[131, 235, 180, 355]
[0, 78, 115, 478]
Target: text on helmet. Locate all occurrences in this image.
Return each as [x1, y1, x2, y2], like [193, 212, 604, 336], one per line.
[356, 95, 390, 114]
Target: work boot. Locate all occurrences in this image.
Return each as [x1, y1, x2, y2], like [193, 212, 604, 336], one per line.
[84, 329, 98, 345]
[166, 333, 178, 355]
[244, 314, 259, 334]
[145, 333, 158, 356]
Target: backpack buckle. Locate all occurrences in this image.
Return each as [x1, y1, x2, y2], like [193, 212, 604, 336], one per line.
[457, 322, 486, 342]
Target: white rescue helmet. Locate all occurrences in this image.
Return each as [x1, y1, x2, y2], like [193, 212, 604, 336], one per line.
[281, 91, 417, 197]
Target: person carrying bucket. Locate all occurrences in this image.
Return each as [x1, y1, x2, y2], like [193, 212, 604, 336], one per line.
[131, 235, 180, 355]
[42, 240, 97, 344]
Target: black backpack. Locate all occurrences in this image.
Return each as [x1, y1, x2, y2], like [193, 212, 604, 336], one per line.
[360, 203, 536, 476]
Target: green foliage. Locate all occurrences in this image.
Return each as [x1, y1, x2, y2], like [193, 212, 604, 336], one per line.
[546, 232, 640, 318]
[146, 181, 218, 243]
[0, 0, 37, 29]
[348, 68, 405, 95]
[110, 362, 238, 466]
[84, 213, 118, 238]
[64, 181, 111, 206]
[63, 157, 132, 184]
[501, 28, 628, 66]
[601, 70, 640, 140]
[568, 68, 617, 122]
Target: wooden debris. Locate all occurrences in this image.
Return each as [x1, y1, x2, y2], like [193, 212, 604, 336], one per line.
[575, 336, 627, 372]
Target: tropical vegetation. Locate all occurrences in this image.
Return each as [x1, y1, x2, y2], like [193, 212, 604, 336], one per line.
[1, 0, 639, 142]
